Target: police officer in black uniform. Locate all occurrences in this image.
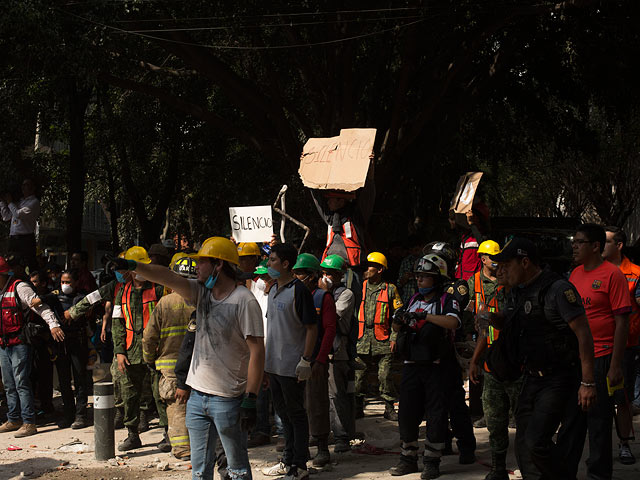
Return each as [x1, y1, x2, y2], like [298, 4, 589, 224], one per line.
[488, 238, 596, 479]
[389, 255, 462, 479]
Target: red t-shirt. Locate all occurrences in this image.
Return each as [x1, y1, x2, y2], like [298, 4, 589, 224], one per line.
[570, 260, 632, 358]
[619, 256, 640, 347]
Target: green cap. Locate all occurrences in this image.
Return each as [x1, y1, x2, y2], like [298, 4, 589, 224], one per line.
[319, 254, 346, 271]
[292, 253, 320, 272]
[254, 265, 268, 275]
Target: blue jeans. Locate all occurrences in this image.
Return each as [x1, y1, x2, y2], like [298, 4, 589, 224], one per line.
[0, 343, 35, 423]
[186, 389, 251, 480]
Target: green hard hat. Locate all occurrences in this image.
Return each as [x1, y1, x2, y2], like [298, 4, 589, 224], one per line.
[293, 253, 320, 271]
[254, 265, 268, 275]
[320, 254, 346, 271]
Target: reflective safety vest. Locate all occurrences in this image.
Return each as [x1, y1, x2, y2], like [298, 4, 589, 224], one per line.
[0, 279, 25, 347]
[358, 280, 390, 342]
[323, 221, 362, 267]
[473, 271, 502, 346]
[122, 282, 158, 350]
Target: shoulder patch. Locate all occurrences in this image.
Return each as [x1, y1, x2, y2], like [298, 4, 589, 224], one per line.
[564, 289, 578, 304]
[457, 284, 468, 296]
[447, 286, 455, 294]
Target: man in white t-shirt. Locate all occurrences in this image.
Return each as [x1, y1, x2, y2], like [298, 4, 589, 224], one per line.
[111, 236, 265, 480]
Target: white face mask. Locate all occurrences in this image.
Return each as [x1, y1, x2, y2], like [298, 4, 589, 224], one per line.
[255, 279, 267, 292]
[322, 275, 334, 289]
[61, 284, 74, 295]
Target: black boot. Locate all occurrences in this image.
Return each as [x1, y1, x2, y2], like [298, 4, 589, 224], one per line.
[421, 459, 441, 479]
[71, 415, 89, 429]
[484, 452, 509, 480]
[384, 401, 398, 421]
[118, 428, 142, 451]
[157, 428, 171, 453]
[138, 410, 150, 433]
[312, 435, 331, 468]
[114, 407, 124, 429]
[389, 455, 419, 476]
[355, 397, 365, 419]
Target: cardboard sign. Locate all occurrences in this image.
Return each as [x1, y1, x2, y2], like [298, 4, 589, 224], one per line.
[450, 172, 483, 228]
[229, 206, 273, 243]
[299, 128, 376, 192]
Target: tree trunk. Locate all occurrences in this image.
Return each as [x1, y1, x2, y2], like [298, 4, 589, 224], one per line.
[65, 80, 90, 255]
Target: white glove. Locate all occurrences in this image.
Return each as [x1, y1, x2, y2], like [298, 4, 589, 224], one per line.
[295, 357, 312, 381]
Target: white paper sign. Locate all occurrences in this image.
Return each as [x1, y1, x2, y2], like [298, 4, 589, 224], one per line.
[229, 206, 273, 243]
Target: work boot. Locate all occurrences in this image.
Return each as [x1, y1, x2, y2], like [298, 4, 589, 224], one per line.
[114, 407, 124, 429]
[484, 452, 509, 480]
[312, 436, 331, 468]
[334, 438, 351, 453]
[57, 416, 74, 429]
[14, 423, 37, 438]
[355, 397, 365, 419]
[138, 410, 150, 433]
[421, 459, 441, 479]
[0, 420, 23, 433]
[118, 429, 142, 451]
[157, 429, 171, 453]
[384, 401, 398, 421]
[71, 415, 89, 429]
[389, 456, 419, 476]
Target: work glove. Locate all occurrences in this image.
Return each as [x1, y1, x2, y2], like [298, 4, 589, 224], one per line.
[106, 255, 137, 272]
[239, 393, 257, 432]
[295, 356, 312, 381]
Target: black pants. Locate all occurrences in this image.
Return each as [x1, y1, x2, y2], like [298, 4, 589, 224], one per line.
[398, 363, 447, 458]
[269, 373, 310, 468]
[442, 357, 476, 454]
[30, 342, 54, 412]
[515, 367, 582, 480]
[55, 333, 89, 420]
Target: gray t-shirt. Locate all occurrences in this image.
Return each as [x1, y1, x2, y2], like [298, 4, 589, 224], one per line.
[186, 281, 264, 397]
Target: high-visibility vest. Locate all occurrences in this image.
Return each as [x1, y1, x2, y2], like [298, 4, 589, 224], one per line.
[473, 271, 502, 346]
[122, 282, 158, 350]
[0, 279, 25, 347]
[322, 221, 362, 267]
[358, 280, 390, 342]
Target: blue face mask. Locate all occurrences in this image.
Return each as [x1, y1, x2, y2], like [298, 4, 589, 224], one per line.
[115, 271, 125, 283]
[204, 271, 219, 289]
[419, 287, 435, 295]
[267, 267, 281, 279]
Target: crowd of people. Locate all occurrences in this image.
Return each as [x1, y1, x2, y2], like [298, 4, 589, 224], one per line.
[0, 182, 639, 480]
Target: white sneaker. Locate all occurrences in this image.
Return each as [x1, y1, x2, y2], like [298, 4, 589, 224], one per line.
[262, 461, 288, 476]
[283, 466, 309, 480]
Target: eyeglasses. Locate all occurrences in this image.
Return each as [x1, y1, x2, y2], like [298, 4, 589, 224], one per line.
[571, 239, 593, 246]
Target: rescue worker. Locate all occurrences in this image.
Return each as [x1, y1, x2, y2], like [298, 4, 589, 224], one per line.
[319, 254, 357, 453]
[389, 255, 462, 479]
[466, 240, 501, 426]
[355, 252, 403, 421]
[489, 238, 596, 479]
[112, 246, 165, 451]
[237, 242, 261, 281]
[142, 256, 197, 459]
[292, 253, 337, 468]
[0, 256, 64, 438]
[603, 225, 640, 465]
[64, 252, 131, 428]
[468, 258, 521, 480]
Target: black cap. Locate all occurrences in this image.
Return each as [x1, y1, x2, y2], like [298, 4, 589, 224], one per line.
[490, 237, 539, 263]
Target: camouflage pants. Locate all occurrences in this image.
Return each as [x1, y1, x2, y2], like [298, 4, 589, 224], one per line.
[110, 356, 153, 411]
[482, 372, 523, 455]
[354, 353, 396, 403]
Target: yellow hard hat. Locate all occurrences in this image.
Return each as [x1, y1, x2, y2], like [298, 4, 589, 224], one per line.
[237, 242, 260, 257]
[367, 252, 388, 269]
[169, 252, 188, 269]
[191, 236, 239, 266]
[125, 246, 152, 264]
[477, 240, 501, 256]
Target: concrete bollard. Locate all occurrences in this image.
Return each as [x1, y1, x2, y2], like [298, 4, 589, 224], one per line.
[94, 381, 115, 460]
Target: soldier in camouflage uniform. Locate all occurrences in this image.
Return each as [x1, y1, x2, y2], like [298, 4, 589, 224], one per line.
[469, 257, 522, 480]
[355, 252, 403, 420]
[112, 247, 166, 451]
[142, 257, 196, 459]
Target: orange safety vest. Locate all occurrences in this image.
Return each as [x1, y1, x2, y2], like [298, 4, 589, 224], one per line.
[322, 221, 362, 267]
[358, 280, 391, 342]
[122, 282, 158, 350]
[473, 271, 502, 346]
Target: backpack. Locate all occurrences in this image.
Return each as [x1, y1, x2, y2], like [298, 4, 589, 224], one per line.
[332, 286, 359, 361]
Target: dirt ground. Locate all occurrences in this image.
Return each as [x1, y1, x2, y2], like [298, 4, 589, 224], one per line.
[1, 397, 639, 480]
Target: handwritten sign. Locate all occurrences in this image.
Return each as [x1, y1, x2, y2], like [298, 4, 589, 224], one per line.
[229, 206, 273, 243]
[299, 128, 376, 192]
[450, 172, 483, 227]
